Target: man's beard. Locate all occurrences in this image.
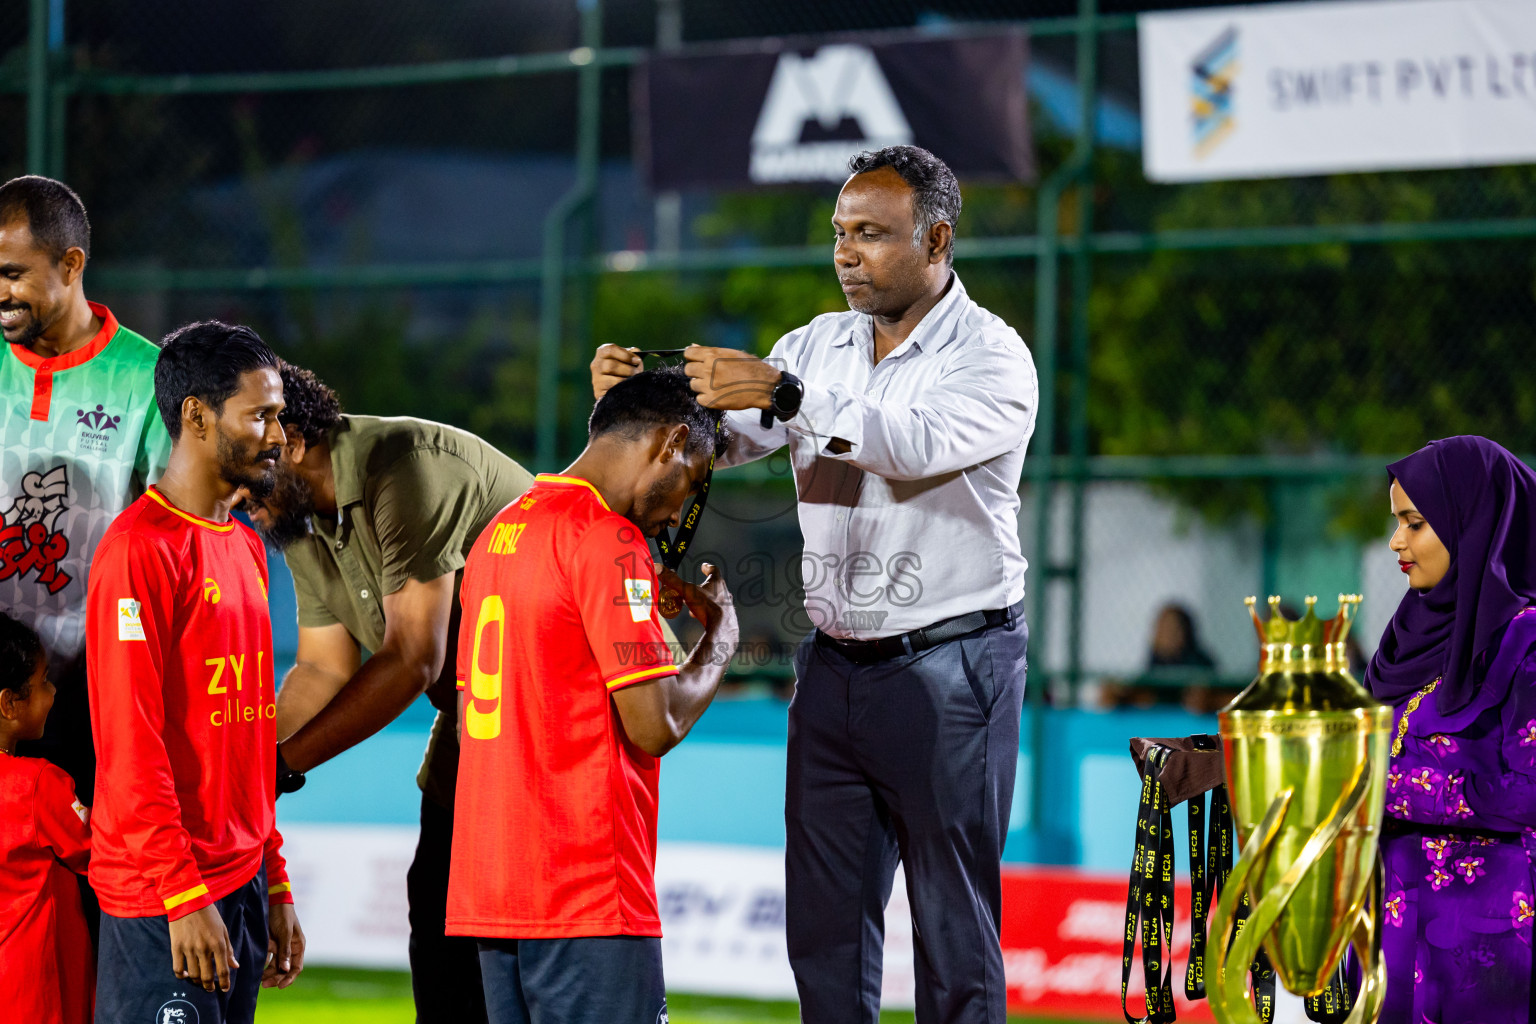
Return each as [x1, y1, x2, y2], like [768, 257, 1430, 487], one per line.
[247, 466, 317, 550]
[216, 428, 280, 500]
[0, 302, 46, 348]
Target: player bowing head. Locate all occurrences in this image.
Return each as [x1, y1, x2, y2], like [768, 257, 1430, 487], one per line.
[585, 364, 731, 537]
[153, 321, 286, 502]
[447, 365, 738, 1024]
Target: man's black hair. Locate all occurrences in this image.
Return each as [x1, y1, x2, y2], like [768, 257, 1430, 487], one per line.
[154, 321, 280, 441]
[0, 175, 92, 263]
[0, 611, 43, 699]
[277, 361, 343, 447]
[847, 146, 962, 265]
[588, 365, 732, 460]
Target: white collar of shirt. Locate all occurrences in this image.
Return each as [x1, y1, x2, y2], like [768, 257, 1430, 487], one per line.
[833, 271, 968, 363]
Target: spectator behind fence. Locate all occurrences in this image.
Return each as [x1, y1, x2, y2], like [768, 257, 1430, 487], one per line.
[1149, 602, 1216, 671]
[1099, 602, 1224, 713]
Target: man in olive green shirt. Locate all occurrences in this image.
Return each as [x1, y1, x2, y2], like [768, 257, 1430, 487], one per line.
[242, 363, 533, 1024]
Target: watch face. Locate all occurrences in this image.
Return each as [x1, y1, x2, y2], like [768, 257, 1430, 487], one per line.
[775, 376, 803, 413]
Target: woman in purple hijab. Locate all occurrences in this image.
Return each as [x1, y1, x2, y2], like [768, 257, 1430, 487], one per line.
[1365, 435, 1536, 1022]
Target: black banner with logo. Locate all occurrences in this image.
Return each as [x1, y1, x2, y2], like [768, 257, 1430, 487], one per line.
[635, 30, 1033, 190]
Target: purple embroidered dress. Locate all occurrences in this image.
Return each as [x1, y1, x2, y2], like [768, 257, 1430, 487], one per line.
[1379, 610, 1536, 1022]
[1366, 437, 1536, 1024]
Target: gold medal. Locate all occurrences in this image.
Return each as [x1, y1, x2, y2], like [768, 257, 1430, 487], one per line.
[658, 587, 683, 619]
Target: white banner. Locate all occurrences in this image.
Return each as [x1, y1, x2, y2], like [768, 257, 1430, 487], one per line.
[280, 828, 918, 1007]
[1139, 0, 1536, 182]
[655, 843, 916, 1008]
[279, 825, 418, 969]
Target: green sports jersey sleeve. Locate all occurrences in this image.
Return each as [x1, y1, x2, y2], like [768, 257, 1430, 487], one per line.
[133, 396, 171, 491]
[0, 304, 165, 666]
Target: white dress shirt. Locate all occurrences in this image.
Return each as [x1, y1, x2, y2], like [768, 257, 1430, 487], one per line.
[722, 272, 1038, 640]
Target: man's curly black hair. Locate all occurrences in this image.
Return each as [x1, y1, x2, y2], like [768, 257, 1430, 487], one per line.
[0, 611, 43, 698]
[588, 365, 731, 460]
[277, 362, 344, 447]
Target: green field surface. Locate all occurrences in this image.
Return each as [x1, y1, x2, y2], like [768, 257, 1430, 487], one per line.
[255, 966, 1082, 1023]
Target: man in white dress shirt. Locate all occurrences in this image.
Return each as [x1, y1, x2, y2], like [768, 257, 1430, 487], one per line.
[591, 145, 1037, 1024]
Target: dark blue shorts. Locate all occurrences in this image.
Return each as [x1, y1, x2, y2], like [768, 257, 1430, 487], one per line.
[95, 867, 268, 1024]
[477, 935, 665, 1024]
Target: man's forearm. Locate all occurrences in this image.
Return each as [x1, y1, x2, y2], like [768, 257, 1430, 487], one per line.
[278, 650, 433, 772]
[275, 662, 351, 742]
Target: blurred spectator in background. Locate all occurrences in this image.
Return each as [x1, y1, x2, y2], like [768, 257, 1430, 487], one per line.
[1099, 602, 1225, 713]
[1149, 603, 1216, 672]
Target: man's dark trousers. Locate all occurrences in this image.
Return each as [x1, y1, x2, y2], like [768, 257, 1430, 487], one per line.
[409, 792, 488, 1023]
[785, 613, 1027, 1024]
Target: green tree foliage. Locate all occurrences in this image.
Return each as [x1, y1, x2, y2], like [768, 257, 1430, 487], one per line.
[1087, 159, 1536, 529]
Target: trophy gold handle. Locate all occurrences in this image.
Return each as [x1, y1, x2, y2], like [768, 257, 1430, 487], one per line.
[1208, 786, 1291, 1024]
[1208, 762, 1385, 1024]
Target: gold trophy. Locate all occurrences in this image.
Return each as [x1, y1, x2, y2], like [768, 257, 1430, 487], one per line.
[1208, 596, 1392, 1024]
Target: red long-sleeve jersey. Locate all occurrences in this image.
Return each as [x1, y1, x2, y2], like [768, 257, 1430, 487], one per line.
[85, 487, 291, 921]
[0, 753, 93, 1024]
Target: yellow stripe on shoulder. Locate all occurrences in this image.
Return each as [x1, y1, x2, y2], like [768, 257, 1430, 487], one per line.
[268, 882, 292, 895]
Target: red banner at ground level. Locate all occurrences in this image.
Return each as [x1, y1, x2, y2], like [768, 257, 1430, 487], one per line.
[1001, 866, 1214, 1021]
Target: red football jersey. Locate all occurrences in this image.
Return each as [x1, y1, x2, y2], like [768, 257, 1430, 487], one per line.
[0, 753, 93, 1024]
[446, 475, 679, 939]
[85, 488, 292, 920]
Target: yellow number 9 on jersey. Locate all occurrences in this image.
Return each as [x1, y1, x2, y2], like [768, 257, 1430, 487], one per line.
[466, 595, 505, 740]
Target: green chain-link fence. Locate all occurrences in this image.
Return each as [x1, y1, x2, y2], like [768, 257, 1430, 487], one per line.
[7, 0, 1536, 834]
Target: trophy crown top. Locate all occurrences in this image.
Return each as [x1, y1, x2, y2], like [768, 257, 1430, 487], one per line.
[1245, 594, 1362, 649]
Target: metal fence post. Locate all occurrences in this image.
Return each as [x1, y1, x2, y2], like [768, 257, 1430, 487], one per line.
[1065, 0, 1099, 701]
[26, 0, 49, 174]
[1025, 0, 1098, 850]
[653, 0, 683, 255]
[536, 0, 604, 471]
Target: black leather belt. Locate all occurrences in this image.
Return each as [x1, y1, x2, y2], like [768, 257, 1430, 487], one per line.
[815, 598, 1025, 665]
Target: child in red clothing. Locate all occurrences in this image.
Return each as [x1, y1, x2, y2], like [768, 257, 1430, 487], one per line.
[0, 611, 93, 1024]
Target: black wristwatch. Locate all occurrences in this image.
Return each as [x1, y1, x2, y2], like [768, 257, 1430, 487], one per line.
[275, 745, 306, 796]
[760, 370, 804, 429]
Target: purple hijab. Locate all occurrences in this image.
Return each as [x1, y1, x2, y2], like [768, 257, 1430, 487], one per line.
[1366, 436, 1536, 714]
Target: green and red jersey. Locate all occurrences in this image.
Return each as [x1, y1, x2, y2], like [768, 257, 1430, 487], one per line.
[447, 474, 678, 940]
[0, 303, 169, 667]
[85, 488, 291, 921]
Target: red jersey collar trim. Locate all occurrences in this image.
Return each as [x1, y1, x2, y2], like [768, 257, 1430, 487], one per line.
[533, 474, 612, 511]
[144, 487, 237, 533]
[8, 301, 120, 371]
